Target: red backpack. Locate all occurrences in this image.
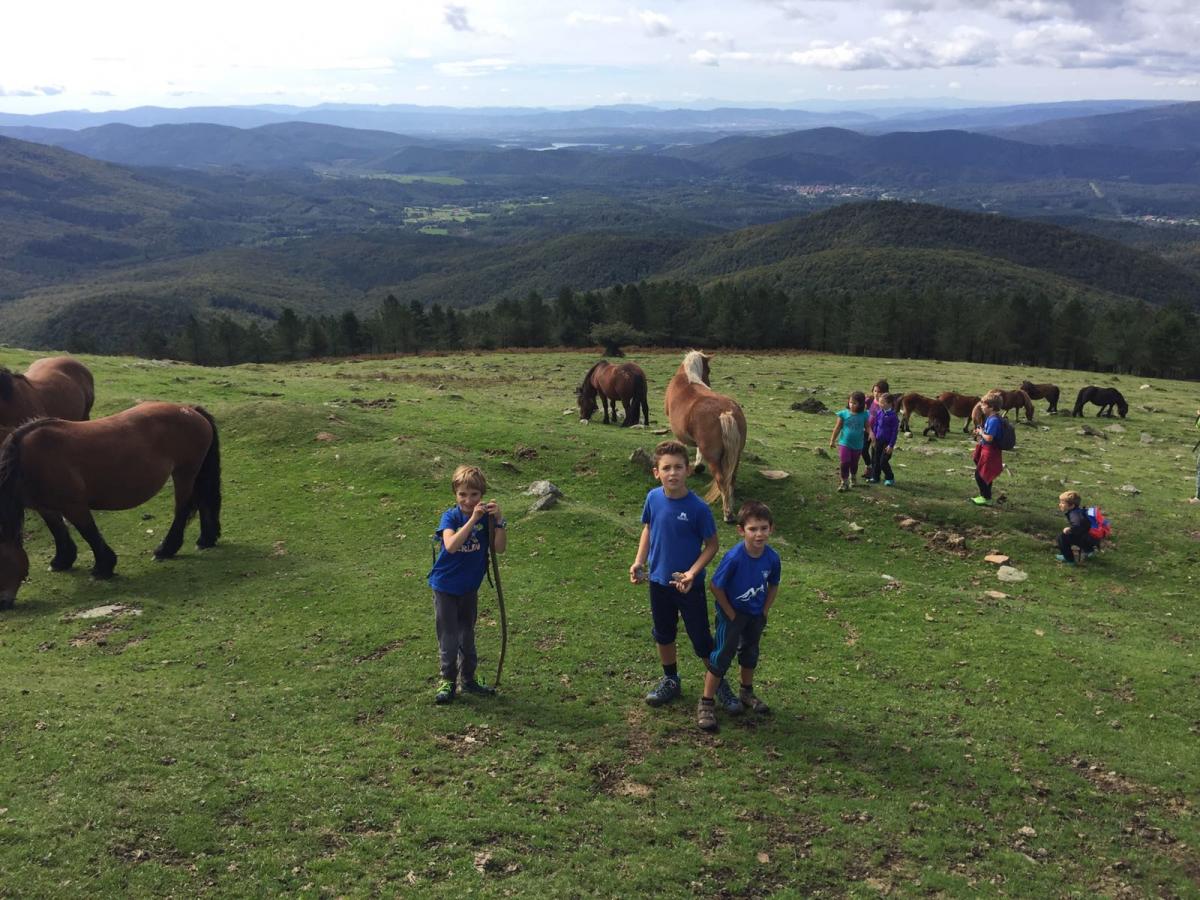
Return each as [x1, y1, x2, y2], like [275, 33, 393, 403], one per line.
[1086, 506, 1111, 541]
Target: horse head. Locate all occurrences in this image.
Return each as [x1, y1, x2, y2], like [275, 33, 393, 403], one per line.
[576, 385, 597, 421]
[1116, 394, 1129, 418]
[681, 350, 712, 386]
[0, 539, 28, 610]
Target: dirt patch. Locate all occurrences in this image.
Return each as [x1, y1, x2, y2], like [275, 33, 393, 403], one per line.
[354, 639, 404, 663]
[614, 780, 653, 798]
[69, 621, 127, 648]
[433, 724, 496, 756]
[624, 706, 653, 767]
[925, 530, 970, 556]
[1065, 756, 1192, 816]
[348, 397, 396, 409]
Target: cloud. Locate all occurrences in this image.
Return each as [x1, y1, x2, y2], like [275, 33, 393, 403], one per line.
[91, 89, 114, 96]
[443, 4, 473, 32]
[565, 11, 623, 26]
[691, 49, 720, 66]
[435, 57, 512, 77]
[0, 84, 65, 97]
[639, 10, 675, 38]
[784, 27, 1000, 70]
[856, 83, 891, 91]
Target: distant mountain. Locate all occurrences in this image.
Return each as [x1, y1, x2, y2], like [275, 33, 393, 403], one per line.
[867, 100, 1167, 133]
[374, 145, 714, 181]
[995, 101, 1200, 150]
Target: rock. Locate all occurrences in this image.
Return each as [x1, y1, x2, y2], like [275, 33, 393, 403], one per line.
[984, 554, 1010, 565]
[984, 590, 1008, 599]
[629, 448, 654, 474]
[1104, 423, 1126, 433]
[1140, 432, 1153, 444]
[315, 432, 336, 442]
[996, 566, 1028, 583]
[759, 469, 790, 480]
[848, 522, 864, 532]
[1077, 425, 1106, 438]
[1139, 384, 1151, 390]
[67, 604, 142, 620]
[1119, 484, 1141, 494]
[562, 408, 576, 416]
[529, 494, 558, 512]
[791, 398, 828, 414]
[652, 428, 669, 435]
[898, 517, 919, 529]
[812, 448, 831, 459]
[524, 480, 563, 498]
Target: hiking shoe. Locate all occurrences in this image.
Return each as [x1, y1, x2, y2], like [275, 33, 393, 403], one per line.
[884, 479, 895, 487]
[1054, 554, 1075, 565]
[645, 675, 681, 707]
[739, 686, 771, 714]
[837, 481, 848, 493]
[716, 678, 744, 716]
[461, 679, 496, 696]
[971, 496, 991, 506]
[849, 476, 858, 487]
[696, 698, 718, 732]
[434, 679, 456, 704]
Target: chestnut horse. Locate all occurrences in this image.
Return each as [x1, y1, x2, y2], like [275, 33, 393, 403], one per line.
[665, 351, 746, 523]
[576, 360, 650, 427]
[1072, 386, 1128, 419]
[899, 393, 950, 437]
[937, 391, 981, 433]
[989, 388, 1035, 422]
[1020, 380, 1061, 414]
[0, 403, 221, 609]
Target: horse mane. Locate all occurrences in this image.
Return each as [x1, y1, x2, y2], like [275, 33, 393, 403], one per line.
[0, 417, 52, 541]
[0, 368, 15, 403]
[681, 351, 709, 385]
[578, 360, 607, 396]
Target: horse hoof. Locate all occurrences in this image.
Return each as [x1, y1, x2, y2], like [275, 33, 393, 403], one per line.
[90, 569, 115, 580]
[196, 539, 218, 550]
[49, 558, 76, 572]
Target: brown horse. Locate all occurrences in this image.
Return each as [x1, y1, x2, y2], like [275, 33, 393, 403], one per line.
[1020, 380, 1061, 414]
[0, 403, 221, 609]
[576, 360, 650, 427]
[665, 351, 746, 523]
[937, 391, 981, 433]
[899, 393, 950, 437]
[989, 388, 1035, 422]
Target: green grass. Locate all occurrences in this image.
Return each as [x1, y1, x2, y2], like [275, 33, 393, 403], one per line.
[1, 349, 1197, 897]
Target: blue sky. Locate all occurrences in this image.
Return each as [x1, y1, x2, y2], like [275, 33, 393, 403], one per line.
[2, 1, 1199, 112]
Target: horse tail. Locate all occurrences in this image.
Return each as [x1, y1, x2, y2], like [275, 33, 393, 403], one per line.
[705, 410, 743, 504]
[190, 407, 222, 544]
[1072, 387, 1088, 417]
[639, 371, 650, 426]
[0, 427, 27, 541]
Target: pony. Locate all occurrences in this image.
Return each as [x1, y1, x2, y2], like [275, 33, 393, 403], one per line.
[576, 360, 650, 427]
[898, 393, 950, 438]
[937, 391, 981, 433]
[664, 351, 746, 523]
[1072, 386, 1128, 419]
[987, 388, 1035, 422]
[1020, 380, 1061, 414]
[0, 403, 221, 609]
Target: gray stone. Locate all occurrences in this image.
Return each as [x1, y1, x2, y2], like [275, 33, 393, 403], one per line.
[629, 448, 654, 474]
[996, 566, 1028, 583]
[1140, 432, 1154, 444]
[530, 494, 558, 512]
[1104, 423, 1126, 433]
[811, 447, 831, 459]
[1078, 425, 1106, 438]
[791, 397, 828, 414]
[1120, 484, 1141, 495]
[524, 480, 563, 498]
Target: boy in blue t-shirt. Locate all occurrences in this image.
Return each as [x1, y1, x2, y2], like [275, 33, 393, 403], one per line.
[630, 440, 741, 712]
[427, 464, 507, 704]
[697, 500, 781, 732]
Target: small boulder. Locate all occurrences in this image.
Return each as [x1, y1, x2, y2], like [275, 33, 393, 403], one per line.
[1139, 432, 1153, 444]
[315, 432, 337, 442]
[898, 517, 919, 529]
[1078, 425, 1106, 438]
[759, 469, 790, 480]
[996, 565, 1028, 583]
[1119, 484, 1141, 495]
[984, 590, 1008, 600]
[848, 522, 865, 533]
[529, 494, 558, 512]
[791, 398, 828, 414]
[629, 448, 654, 474]
[984, 554, 1010, 565]
[1104, 423, 1126, 433]
[524, 480, 563, 498]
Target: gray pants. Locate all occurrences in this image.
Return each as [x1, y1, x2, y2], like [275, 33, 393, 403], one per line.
[433, 589, 478, 682]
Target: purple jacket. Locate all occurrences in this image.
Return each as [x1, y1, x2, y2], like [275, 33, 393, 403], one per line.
[872, 408, 899, 448]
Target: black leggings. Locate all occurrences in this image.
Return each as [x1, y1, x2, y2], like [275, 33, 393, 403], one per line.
[870, 446, 893, 482]
[974, 471, 992, 500]
[1058, 531, 1096, 558]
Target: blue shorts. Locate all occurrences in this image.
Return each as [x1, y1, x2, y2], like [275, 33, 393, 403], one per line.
[707, 606, 766, 676]
[648, 580, 713, 659]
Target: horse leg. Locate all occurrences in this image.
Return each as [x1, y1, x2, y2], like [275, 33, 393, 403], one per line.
[620, 398, 633, 427]
[154, 469, 198, 560]
[692, 447, 706, 474]
[40, 512, 78, 571]
[63, 508, 118, 579]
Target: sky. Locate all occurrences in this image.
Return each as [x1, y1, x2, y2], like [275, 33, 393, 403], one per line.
[2, 0, 1199, 113]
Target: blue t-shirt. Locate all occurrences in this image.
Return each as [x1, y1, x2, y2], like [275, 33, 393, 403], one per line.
[837, 409, 869, 450]
[641, 487, 717, 586]
[981, 414, 1003, 444]
[428, 506, 490, 595]
[711, 542, 781, 615]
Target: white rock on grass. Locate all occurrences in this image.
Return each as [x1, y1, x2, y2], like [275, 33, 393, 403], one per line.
[1120, 484, 1141, 494]
[1104, 423, 1126, 433]
[996, 566, 1028, 583]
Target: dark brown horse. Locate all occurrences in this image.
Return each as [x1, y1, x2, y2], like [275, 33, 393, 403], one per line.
[899, 393, 950, 437]
[665, 351, 746, 523]
[1020, 380, 1061, 414]
[937, 391, 981, 433]
[988, 388, 1035, 422]
[576, 360, 650, 427]
[0, 403, 221, 609]
[1072, 386, 1128, 418]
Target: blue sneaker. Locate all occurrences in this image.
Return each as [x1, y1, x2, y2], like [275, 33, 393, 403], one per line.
[434, 679, 456, 704]
[884, 479, 895, 487]
[1054, 554, 1075, 565]
[716, 678, 745, 716]
[645, 676, 681, 707]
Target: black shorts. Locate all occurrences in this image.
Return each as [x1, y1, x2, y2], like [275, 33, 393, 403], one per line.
[648, 580, 713, 659]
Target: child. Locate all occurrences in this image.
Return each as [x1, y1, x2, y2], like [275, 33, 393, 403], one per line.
[829, 391, 869, 491]
[868, 392, 899, 486]
[971, 395, 1003, 506]
[428, 464, 507, 704]
[862, 380, 889, 474]
[697, 501, 781, 732]
[1191, 408, 1200, 504]
[1055, 491, 1097, 563]
[630, 440, 741, 713]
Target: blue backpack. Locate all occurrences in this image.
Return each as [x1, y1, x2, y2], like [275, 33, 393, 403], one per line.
[1086, 506, 1111, 541]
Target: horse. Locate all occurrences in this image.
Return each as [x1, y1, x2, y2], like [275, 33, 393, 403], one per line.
[937, 392, 981, 433]
[1020, 380, 1061, 414]
[1072, 386, 1128, 419]
[988, 388, 1035, 422]
[0, 403, 221, 609]
[664, 351, 746, 523]
[898, 393, 950, 438]
[576, 360, 650, 427]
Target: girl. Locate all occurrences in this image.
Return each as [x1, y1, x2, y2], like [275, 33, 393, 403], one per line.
[829, 391, 869, 492]
[971, 395, 1003, 506]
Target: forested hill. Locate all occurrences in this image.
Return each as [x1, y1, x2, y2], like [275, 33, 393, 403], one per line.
[996, 101, 1200, 150]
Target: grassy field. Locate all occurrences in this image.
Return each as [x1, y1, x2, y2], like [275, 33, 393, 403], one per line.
[0, 348, 1197, 897]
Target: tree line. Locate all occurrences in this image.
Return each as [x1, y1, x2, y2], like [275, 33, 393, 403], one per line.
[84, 280, 1200, 380]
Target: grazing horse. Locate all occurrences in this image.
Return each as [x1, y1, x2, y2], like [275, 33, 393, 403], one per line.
[899, 393, 950, 437]
[576, 360, 650, 427]
[937, 391, 981, 433]
[0, 403, 221, 609]
[1020, 380, 1061, 414]
[988, 388, 1035, 422]
[1072, 386, 1128, 419]
[664, 351, 746, 523]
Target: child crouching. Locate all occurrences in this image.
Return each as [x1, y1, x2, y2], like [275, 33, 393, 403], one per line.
[1055, 490, 1096, 564]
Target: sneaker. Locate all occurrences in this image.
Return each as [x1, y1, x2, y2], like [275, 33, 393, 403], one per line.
[884, 479, 895, 487]
[971, 496, 991, 506]
[739, 686, 771, 714]
[461, 679, 496, 696]
[1054, 554, 1075, 565]
[1081, 550, 1097, 561]
[696, 698, 718, 732]
[645, 675, 681, 707]
[434, 679, 456, 704]
[849, 475, 858, 487]
[716, 678, 744, 716]
[837, 481, 848, 493]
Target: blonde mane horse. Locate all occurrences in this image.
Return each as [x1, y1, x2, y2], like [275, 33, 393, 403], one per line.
[664, 351, 747, 523]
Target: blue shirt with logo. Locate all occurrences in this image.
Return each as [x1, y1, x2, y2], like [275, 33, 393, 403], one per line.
[641, 487, 717, 587]
[981, 413, 1003, 444]
[428, 506, 490, 595]
[711, 542, 781, 615]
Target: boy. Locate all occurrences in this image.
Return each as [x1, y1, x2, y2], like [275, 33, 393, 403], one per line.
[630, 440, 741, 713]
[698, 501, 780, 732]
[428, 464, 507, 704]
[1055, 490, 1096, 564]
[971, 395, 1004, 506]
[867, 391, 899, 486]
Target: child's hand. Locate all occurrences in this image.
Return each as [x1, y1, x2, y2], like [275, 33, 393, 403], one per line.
[629, 562, 647, 584]
[1063, 527, 1071, 534]
[885, 445, 893, 456]
[827, 440, 835, 449]
[672, 571, 694, 593]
